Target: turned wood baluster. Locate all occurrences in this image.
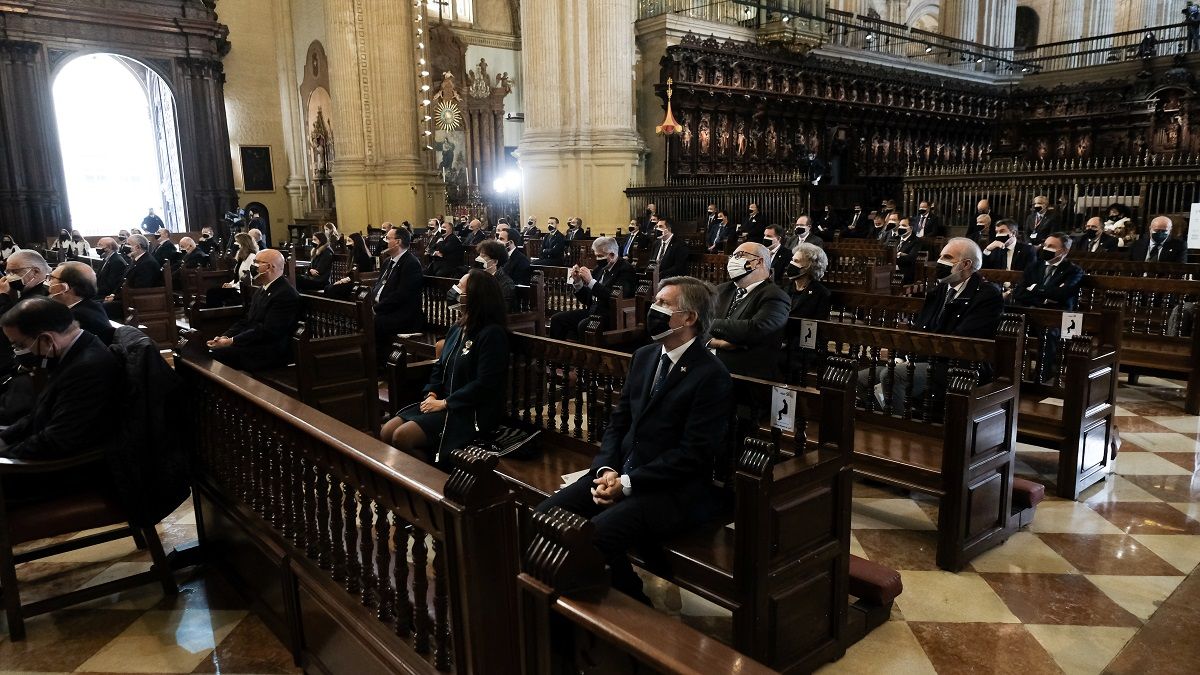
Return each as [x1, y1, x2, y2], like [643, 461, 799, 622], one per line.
[432, 538, 451, 671]
[391, 512, 413, 637]
[533, 355, 545, 428]
[412, 528, 431, 653]
[330, 478, 347, 584]
[303, 454, 320, 560]
[359, 494, 377, 608]
[269, 438, 285, 530]
[286, 441, 303, 543]
[315, 465, 332, 570]
[344, 485, 361, 595]
[572, 365, 584, 439]
[374, 503, 393, 624]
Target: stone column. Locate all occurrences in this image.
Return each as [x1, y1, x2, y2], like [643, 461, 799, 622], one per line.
[517, 0, 644, 232]
[174, 57, 239, 230]
[940, 0, 980, 68]
[273, 0, 310, 219]
[1084, 0, 1116, 65]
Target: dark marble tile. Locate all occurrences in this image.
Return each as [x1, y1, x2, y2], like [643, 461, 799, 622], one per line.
[191, 612, 299, 674]
[154, 571, 253, 612]
[1156, 452, 1198, 472]
[853, 478, 912, 500]
[14, 560, 116, 605]
[1037, 534, 1182, 576]
[1122, 475, 1200, 503]
[1104, 573, 1200, 674]
[0, 608, 143, 671]
[908, 621, 1063, 675]
[852, 529, 940, 571]
[980, 573, 1141, 627]
[1118, 402, 1189, 417]
[1088, 501, 1200, 535]
[1110, 417, 1179, 433]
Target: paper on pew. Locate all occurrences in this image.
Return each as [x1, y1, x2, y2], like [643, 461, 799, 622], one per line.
[558, 469, 589, 490]
[397, 332, 424, 338]
[1038, 397, 1065, 407]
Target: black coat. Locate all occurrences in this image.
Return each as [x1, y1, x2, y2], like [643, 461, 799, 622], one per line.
[983, 242, 1036, 271]
[651, 236, 689, 278]
[422, 323, 509, 463]
[123, 253, 163, 289]
[537, 230, 567, 265]
[768, 246, 792, 285]
[299, 247, 334, 290]
[181, 248, 211, 269]
[914, 274, 1003, 338]
[374, 250, 425, 334]
[427, 232, 464, 276]
[1073, 232, 1120, 253]
[1127, 236, 1187, 263]
[618, 232, 648, 260]
[575, 259, 638, 315]
[0, 331, 121, 460]
[786, 279, 831, 320]
[219, 277, 302, 370]
[710, 279, 791, 380]
[590, 338, 732, 498]
[741, 213, 765, 244]
[463, 230, 487, 247]
[1011, 259, 1085, 311]
[504, 247, 532, 286]
[706, 221, 732, 250]
[153, 239, 178, 266]
[843, 212, 870, 238]
[912, 214, 947, 238]
[72, 298, 116, 345]
[96, 253, 130, 297]
[1024, 211, 1060, 244]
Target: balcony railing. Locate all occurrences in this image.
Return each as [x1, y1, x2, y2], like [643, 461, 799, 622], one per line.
[1018, 22, 1192, 72]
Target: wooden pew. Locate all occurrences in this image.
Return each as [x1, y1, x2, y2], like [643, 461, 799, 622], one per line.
[179, 267, 231, 309]
[176, 351, 520, 675]
[825, 289, 1123, 500]
[822, 240, 897, 293]
[1072, 258, 1200, 280]
[389, 331, 858, 673]
[685, 253, 729, 284]
[121, 261, 175, 348]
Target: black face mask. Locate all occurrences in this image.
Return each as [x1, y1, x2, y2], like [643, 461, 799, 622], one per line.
[936, 260, 956, 281]
[1033, 205, 1044, 213]
[2, 239, 11, 247]
[13, 346, 41, 370]
[72, 236, 81, 242]
[918, 208, 928, 215]
[995, 234, 1010, 244]
[1083, 229, 1097, 239]
[1039, 248, 1058, 262]
[119, 245, 132, 255]
[1151, 231, 1170, 244]
[7, 277, 23, 293]
[249, 264, 260, 278]
[645, 305, 676, 340]
[786, 263, 808, 279]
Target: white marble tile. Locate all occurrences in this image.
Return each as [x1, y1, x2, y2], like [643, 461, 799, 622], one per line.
[1080, 475, 1161, 504]
[817, 620, 937, 675]
[1112, 451, 1194, 476]
[1086, 575, 1184, 622]
[1132, 534, 1200, 574]
[1025, 624, 1138, 675]
[1028, 501, 1126, 535]
[76, 609, 246, 673]
[1146, 416, 1200, 434]
[849, 532, 868, 559]
[1120, 432, 1200, 454]
[969, 531, 1079, 574]
[893, 571, 1020, 623]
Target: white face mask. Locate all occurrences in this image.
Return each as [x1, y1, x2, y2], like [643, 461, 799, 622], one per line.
[475, 255, 489, 267]
[726, 257, 752, 281]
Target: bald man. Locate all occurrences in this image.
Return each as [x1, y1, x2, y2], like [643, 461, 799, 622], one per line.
[49, 261, 115, 344]
[707, 241, 790, 380]
[1074, 217, 1119, 253]
[178, 237, 211, 269]
[207, 248, 300, 371]
[1128, 216, 1187, 263]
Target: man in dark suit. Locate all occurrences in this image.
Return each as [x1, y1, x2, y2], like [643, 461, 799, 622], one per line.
[94, 238, 130, 299]
[706, 210, 731, 253]
[739, 203, 765, 244]
[532, 217, 567, 266]
[895, 218, 926, 283]
[536, 276, 731, 602]
[967, 213, 993, 245]
[521, 216, 541, 242]
[642, 203, 658, 231]
[789, 215, 824, 250]
[1074, 217, 1120, 253]
[207, 249, 300, 371]
[1010, 233, 1085, 310]
[427, 219, 464, 276]
[843, 205, 869, 239]
[874, 213, 899, 243]
[549, 237, 638, 341]
[702, 203, 720, 237]
[913, 200, 947, 239]
[372, 227, 425, 356]
[619, 222, 648, 261]
[708, 242, 790, 380]
[1024, 195, 1059, 246]
[497, 227, 531, 285]
[197, 227, 220, 256]
[48, 262, 115, 345]
[152, 228, 177, 266]
[649, 218, 689, 278]
[462, 219, 487, 247]
[1128, 216, 1188, 263]
[976, 198, 1001, 225]
[178, 237, 211, 269]
[0, 251, 51, 315]
[763, 225, 792, 285]
[983, 219, 1036, 271]
[103, 234, 161, 320]
[564, 217, 585, 241]
[814, 205, 839, 239]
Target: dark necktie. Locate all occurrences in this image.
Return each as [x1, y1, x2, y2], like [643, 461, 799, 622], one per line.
[919, 215, 927, 236]
[374, 257, 396, 303]
[651, 353, 672, 398]
[934, 286, 958, 329]
[656, 240, 667, 262]
[1149, 244, 1161, 261]
[727, 286, 748, 318]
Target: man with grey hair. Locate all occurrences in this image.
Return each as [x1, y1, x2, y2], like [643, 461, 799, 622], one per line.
[95, 237, 130, 299]
[103, 233, 161, 320]
[48, 261, 114, 344]
[707, 241, 790, 379]
[0, 251, 51, 312]
[1128, 215, 1187, 263]
[536, 274, 731, 604]
[463, 218, 486, 246]
[207, 248, 300, 371]
[549, 236, 637, 341]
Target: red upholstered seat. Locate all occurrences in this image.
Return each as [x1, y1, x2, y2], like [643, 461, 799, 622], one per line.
[848, 554, 902, 605]
[7, 490, 127, 546]
[1012, 478, 1046, 512]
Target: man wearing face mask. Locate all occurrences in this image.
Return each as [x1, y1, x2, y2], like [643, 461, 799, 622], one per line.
[531, 217, 567, 266]
[94, 238, 130, 300]
[48, 262, 114, 345]
[739, 203, 765, 244]
[875, 214, 899, 243]
[814, 205, 838, 239]
[549, 237, 637, 341]
[894, 217, 925, 283]
[497, 227, 532, 285]
[982, 219, 1035, 271]
[1128, 216, 1187, 262]
[706, 242, 790, 379]
[462, 218, 487, 247]
[197, 226, 219, 256]
[0, 299, 121, 471]
[619, 220, 645, 261]
[427, 219, 465, 276]
[642, 203, 658, 231]
[0, 251, 50, 315]
[1010, 233, 1084, 310]
[206, 249, 301, 371]
[564, 217, 585, 242]
[521, 216, 540, 241]
[448, 240, 515, 309]
[1024, 195, 1058, 245]
[763, 225, 792, 285]
[703, 203, 719, 234]
[913, 201, 946, 238]
[706, 210, 731, 253]
[790, 214, 824, 249]
[649, 218, 688, 278]
[976, 198, 1000, 223]
[103, 234, 162, 320]
[152, 228, 178, 268]
[844, 204, 868, 239]
[967, 213, 993, 245]
[178, 237, 211, 269]
[537, 276, 731, 604]
[372, 227, 425, 359]
[1073, 217, 1119, 254]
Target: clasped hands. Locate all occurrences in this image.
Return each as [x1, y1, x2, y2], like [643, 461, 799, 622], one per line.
[419, 393, 448, 414]
[206, 336, 234, 348]
[591, 469, 625, 506]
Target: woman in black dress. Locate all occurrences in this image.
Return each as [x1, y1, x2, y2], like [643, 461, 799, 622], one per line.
[781, 242, 831, 384]
[348, 231, 376, 273]
[298, 232, 333, 292]
[381, 269, 509, 467]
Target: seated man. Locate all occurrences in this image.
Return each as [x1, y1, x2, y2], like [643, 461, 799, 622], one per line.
[763, 225, 791, 285]
[0, 251, 51, 313]
[498, 227, 531, 285]
[537, 276, 731, 603]
[706, 210, 731, 253]
[0, 298, 121, 499]
[862, 237, 1003, 413]
[549, 237, 638, 341]
[913, 201, 947, 238]
[94, 237, 130, 299]
[1009, 232, 1084, 310]
[197, 226, 220, 255]
[982, 219, 1035, 271]
[426, 219, 464, 277]
[206, 249, 301, 371]
[152, 228, 178, 266]
[707, 242, 790, 380]
[895, 218, 925, 283]
[103, 234, 161, 320]
[372, 226, 425, 357]
[48, 261, 115, 345]
[531, 217, 567, 266]
[178, 237, 211, 269]
[1074, 217, 1120, 253]
[649, 218, 689, 278]
[1128, 216, 1187, 262]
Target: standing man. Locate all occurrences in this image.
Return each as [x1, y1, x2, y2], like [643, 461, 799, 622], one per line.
[703, 204, 720, 235]
[206, 249, 301, 371]
[740, 203, 765, 244]
[372, 227, 425, 358]
[141, 208, 165, 234]
[650, 218, 689, 278]
[427, 219, 465, 276]
[707, 242, 790, 380]
[1186, 1, 1200, 52]
[1024, 195, 1058, 245]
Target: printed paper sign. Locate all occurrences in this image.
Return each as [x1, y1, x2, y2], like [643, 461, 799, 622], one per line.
[799, 319, 818, 349]
[1189, 203, 1200, 250]
[1061, 312, 1083, 339]
[771, 386, 796, 432]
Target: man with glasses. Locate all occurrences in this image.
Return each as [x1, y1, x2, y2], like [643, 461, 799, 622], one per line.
[706, 242, 789, 379]
[0, 251, 50, 314]
[48, 262, 114, 345]
[206, 248, 300, 371]
[372, 227, 425, 360]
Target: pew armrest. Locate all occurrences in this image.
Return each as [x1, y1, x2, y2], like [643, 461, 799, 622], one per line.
[0, 450, 106, 475]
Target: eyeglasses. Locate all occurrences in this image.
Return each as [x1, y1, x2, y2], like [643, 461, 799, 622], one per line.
[731, 252, 762, 260]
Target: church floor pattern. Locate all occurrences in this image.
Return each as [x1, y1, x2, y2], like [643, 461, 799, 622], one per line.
[2, 375, 1198, 674]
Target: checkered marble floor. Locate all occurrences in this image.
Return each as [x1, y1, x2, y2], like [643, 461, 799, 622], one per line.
[4, 374, 1198, 674]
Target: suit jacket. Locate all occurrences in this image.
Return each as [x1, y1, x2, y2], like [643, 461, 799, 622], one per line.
[843, 212, 869, 238]
[709, 279, 791, 380]
[574, 259, 638, 315]
[895, 235, 925, 282]
[650, 236, 689, 278]
[504, 247, 533, 285]
[224, 277, 301, 353]
[1127, 236, 1187, 263]
[463, 230, 487, 247]
[422, 323, 510, 462]
[983, 242, 1036, 271]
[1024, 211, 1059, 244]
[912, 214, 946, 238]
[153, 239, 178, 265]
[181, 248, 211, 269]
[374, 250, 425, 332]
[427, 232, 464, 276]
[741, 213, 765, 244]
[1011, 259, 1085, 310]
[873, 226, 897, 243]
[767, 246, 791, 285]
[814, 213, 838, 239]
[590, 339, 732, 497]
[914, 274, 1003, 338]
[96, 252, 131, 297]
[521, 225, 541, 241]
[618, 232, 648, 260]
[564, 227, 584, 242]
[792, 233, 825, 249]
[706, 221, 731, 250]
[0, 331, 121, 459]
[72, 298, 116, 344]
[1073, 232, 1120, 253]
[123, 253, 163, 289]
[538, 230, 567, 265]
[306, 247, 334, 283]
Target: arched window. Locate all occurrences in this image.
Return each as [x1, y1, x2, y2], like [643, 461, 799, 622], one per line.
[52, 54, 186, 235]
[424, 0, 472, 24]
[1015, 6, 1040, 51]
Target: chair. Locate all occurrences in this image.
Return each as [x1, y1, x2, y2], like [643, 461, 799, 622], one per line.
[0, 451, 177, 640]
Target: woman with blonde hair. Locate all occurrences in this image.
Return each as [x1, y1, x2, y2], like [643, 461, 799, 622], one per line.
[205, 231, 259, 307]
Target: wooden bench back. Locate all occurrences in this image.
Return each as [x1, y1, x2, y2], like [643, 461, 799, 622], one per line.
[685, 253, 729, 284]
[293, 294, 379, 432]
[121, 260, 174, 347]
[179, 268, 230, 308]
[329, 252, 351, 280]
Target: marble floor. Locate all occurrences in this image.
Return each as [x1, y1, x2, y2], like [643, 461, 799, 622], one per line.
[2, 374, 1198, 674]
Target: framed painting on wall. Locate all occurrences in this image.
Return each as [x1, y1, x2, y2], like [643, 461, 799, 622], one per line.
[239, 145, 275, 193]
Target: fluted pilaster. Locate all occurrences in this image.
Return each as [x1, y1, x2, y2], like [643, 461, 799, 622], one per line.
[273, 0, 309, 218]
[323, 0, 367, 167]
[366, 0, 420, 172]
